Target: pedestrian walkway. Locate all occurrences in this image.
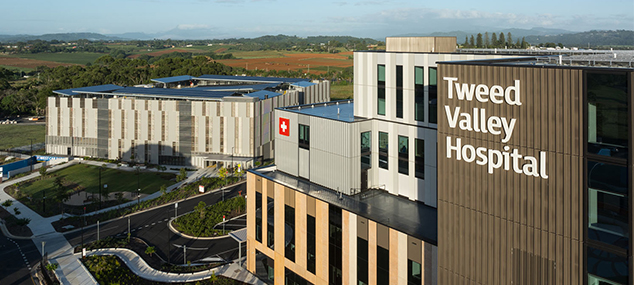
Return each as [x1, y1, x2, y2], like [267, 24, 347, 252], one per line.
[86, 248, 265, 284]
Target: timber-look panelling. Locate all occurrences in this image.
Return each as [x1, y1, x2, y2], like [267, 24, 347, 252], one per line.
[437, 63, 583, 284]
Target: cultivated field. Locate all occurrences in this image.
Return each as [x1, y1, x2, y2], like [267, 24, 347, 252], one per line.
[6, 52, 104, 65]
[216, 51, 353, 74]
[0, 56, 77, 70]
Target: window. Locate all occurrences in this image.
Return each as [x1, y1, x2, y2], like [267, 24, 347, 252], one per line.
[414, 67, 424, 122]
[267, 197, 274, 249]
[255, 250, 275, 285]
[587, 72, 628, 158]
[377, 65, 386, 116]
[285, 268, 313, 285]
[256, 192, 262, 242]
[357, 238, 368, 285]
[408, 259, 422, 285]
[428, 67, 437, 124]
[285, 205, 295, 262]
[398, 136, 409, 175]
[361, 131, 371, 169]
[329, 205, 342, 285]
[377, 246, 390, 284]
[378, 132, 389, 170]
[307, 215, 316, 274]
[299, 124, 310, 149]
[415, 139, 424, 179]
[588, 160, 629, 248]
[587, 247, 628, 285]
[396, 65, 403, 118]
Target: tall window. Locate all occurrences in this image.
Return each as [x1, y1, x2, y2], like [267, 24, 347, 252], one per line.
[361, 131, 371, 169]
[588, 161, 628, 247]
[358, 238, 369, 285]
[307, 215, 316, 274]
[415, 139, 424, 179]
[329, 205, 342, 284]
[285, 205, 295, 262]
[378, 132, 389, 170]
[267, 197, 274, 249]
[428, 67, 437, 124]
[396, 65, 403, 118]
[414, 66, 424, 122]
[377, 65, 386, 116]
[377, 246, 390, 284]
[299, 124, 310, 149]
[587, 72, 628, 158]
[587, 247, 628, 285]
[408, 259, 422, 285]
[398, 136, 409, 175]
[256, 192, 262, 242]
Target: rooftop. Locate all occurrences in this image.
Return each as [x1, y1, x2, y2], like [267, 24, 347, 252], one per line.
[150, 75, 193, 84]
[279, 100, 358, 122]
[249, 166, 438, 245]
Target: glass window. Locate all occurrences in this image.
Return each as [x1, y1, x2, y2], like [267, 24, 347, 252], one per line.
[285, 205, 295, 262]
[408, 259, 422, 285]
[361, 131, 371, 170]
[358, 238, 368, 285]
[398, 136, 409, 175]
[329, 205, 342, 285]
[256, 192, 263, 242]
[415, 67, 424, 122]
[307, 215, 316, 274]
[428, 67, 437, 124]
[299, 124, 309, 149]
[267, 197, 274, 249]
[377, 246, 390, 285]
[255, 250, 275, 285]
[587, 72, 628, 159]
[588, 161, 629, 248]
[379, 132, 389, 170]
[396, 65, 403, 119]
[378, 65, 386, 116]
[415, 139, 424, 179]
[587, 247, 628, 285]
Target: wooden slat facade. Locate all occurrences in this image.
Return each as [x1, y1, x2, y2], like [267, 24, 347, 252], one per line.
[437, 63, 584, 284]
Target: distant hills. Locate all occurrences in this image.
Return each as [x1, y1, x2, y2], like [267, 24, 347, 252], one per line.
[0, 28, 631, 48]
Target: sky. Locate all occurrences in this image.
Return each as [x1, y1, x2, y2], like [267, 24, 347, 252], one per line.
[2, 0, 633, 39]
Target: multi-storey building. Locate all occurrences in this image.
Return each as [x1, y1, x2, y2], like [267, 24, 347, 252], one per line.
[46, 75, 330, 167]
[246, 37, 634, 285]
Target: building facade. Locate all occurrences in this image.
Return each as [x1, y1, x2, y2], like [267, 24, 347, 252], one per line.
[46, 75, 330, 167]
[246, 37, 634, 285]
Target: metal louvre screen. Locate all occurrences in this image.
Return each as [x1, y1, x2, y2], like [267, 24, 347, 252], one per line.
[97, 100, 110, 158]
[178, 101, 192, 163]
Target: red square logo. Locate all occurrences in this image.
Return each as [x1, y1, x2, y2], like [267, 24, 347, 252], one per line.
[279, 117, 290, 136]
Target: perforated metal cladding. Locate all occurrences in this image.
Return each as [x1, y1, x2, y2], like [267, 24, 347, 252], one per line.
[97, 100, 110, 158]
[178, 101, 192, 158]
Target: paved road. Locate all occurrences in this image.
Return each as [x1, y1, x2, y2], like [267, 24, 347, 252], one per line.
[64, 182, 247, 265]
[0, 233, 40, 285]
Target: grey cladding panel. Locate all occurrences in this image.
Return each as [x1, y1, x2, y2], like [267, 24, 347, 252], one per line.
[178, 101, 192, 157]
[97, 99, 109, 157]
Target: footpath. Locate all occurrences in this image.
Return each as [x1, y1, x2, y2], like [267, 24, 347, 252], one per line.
[0, 160, 257, 285]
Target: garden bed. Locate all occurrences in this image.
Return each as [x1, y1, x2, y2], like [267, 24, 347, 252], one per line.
[0, 205, 33, 237]
[172, 196, 245, 237]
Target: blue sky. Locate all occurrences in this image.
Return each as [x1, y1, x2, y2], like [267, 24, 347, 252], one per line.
[3, 0, 633, 38]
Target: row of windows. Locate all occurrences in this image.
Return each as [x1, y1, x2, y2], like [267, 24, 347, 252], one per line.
[375, 131, 425, 179]
[377, 64, 437, 124]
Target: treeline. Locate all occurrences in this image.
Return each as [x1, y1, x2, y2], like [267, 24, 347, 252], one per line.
[0, 39, 110, 54]
[205, 34, 378, 52]
[462, 32, 530, 49]
[526, 30, 634, 49]
[0, 55, 232, 117]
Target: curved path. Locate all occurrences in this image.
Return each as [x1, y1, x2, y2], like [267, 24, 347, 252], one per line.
[86, 248, 264, 284]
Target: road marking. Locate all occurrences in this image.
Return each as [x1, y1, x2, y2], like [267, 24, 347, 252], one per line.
[151, 223, 156, 226]
[138, 227, 142, 230]
[157, 221, 162, 223]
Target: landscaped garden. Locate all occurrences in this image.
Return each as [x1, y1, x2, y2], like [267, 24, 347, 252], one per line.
[4, 164, 175, 217]
[172, 196, 246, 237]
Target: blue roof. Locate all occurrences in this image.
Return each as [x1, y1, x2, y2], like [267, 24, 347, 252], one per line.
[244, 90, 282, 100]
[53, 84, 122, 96]
[283, 100, 355, 122]
[290, 81, 316, 88]
[109, 87, 234, 99]
[195, 83, 280, 92]
[195, 74, 306, 83]
[151, 75, 193, 84]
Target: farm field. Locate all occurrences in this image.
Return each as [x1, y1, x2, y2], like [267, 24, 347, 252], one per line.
[6, 52, 105, 65]
[215, 51, 353, 74]
[0, 56, 76, 70]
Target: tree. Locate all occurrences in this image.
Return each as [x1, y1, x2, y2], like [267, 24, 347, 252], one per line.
[507, 32, 513, 47]
[463, 36, 469, 48]
[218, 167, 228, 185]
[145, 246, 155, 257]
[53, 176, 70, 216]
[160, 184, 167, 195]
[521, 37, 529, 49]
[469, 35, 475, 48]
[476, 33, 483, 48]
[484, 32, 490, 47]
[498, 32, 505, 47]
[39, 166, 47, 178]
[195, 201, 207, 219]
[176, 168, 187, 182]
[45, 262, 59, 271]
[491, 33, 498, 48]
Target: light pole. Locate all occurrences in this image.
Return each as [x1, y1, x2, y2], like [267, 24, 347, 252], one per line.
[98, 166, 102, 209]
[136, 167, 140, 205]
[81, 206, 85, 249]
[29, 138, 33, 172]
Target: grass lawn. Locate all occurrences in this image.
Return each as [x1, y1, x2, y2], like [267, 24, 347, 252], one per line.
[16, 164, 175, 198]
[0, 124, 45, 150]
[331, 82, 353, 100]
[9, 52, 105, 65]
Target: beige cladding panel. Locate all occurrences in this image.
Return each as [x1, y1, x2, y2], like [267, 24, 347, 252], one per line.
[437, 63, 584, 284]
